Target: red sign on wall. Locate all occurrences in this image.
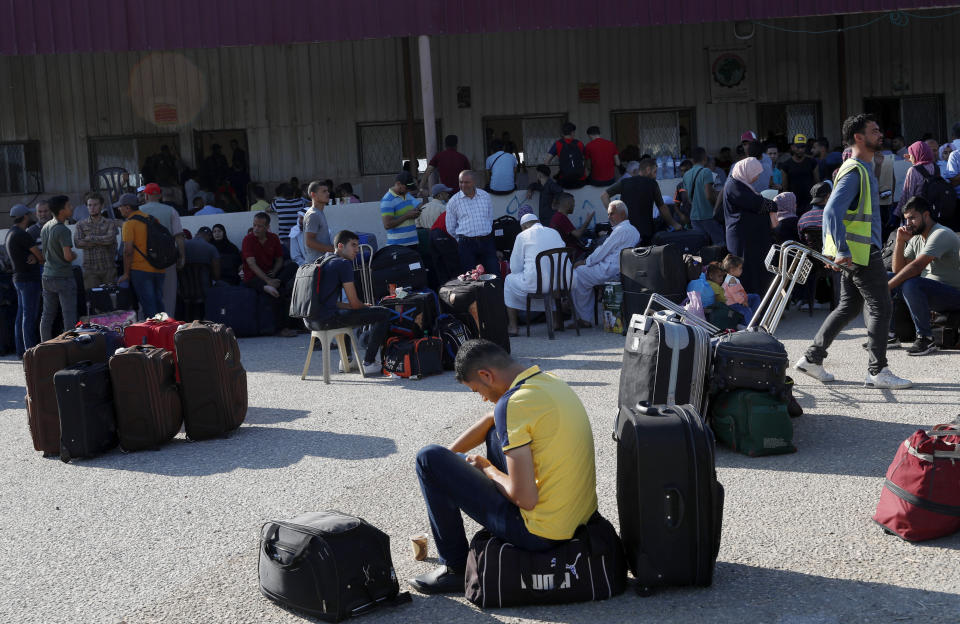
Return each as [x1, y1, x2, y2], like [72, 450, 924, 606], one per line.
[578, 83, 600, 103]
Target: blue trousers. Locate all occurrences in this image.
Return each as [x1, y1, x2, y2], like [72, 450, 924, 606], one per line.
[889, 272, 960, 337]
[415, 427, 557, 569]
[130, 270, 166, 318]
[13, 279, 41, 356]
[456, 235, 500, 277]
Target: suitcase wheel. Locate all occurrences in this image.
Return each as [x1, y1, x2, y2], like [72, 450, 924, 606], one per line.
[636, 585, 655, 597]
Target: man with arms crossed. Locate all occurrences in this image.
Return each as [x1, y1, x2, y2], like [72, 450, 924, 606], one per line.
[410, 340, 598, 594]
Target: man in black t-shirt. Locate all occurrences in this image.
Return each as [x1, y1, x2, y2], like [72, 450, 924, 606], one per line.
[307, 230, 392, 375]
[781, 134, 821, 213]
[5, 204, 44, 357]
[600, 157, 680, 244]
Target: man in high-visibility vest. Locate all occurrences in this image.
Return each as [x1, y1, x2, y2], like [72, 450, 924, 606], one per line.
[794, 114, 913, 389]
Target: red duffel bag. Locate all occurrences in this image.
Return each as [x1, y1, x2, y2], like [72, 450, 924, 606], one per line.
[873, 424, 960, 542]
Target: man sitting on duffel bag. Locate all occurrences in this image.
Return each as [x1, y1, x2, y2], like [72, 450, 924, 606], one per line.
[410, 339, 598, 594]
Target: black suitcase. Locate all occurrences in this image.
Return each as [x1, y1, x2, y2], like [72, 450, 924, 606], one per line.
[86, 284, 136, 314]
[439, 278, 511, 353]
[54, 361, 118, 462]
[711, 328, 789, 398]
[493, 215, 521, 256]
[379, 289, 440, 338]
[652, 230, 709, 256]
[699, 244, 728, 266]
[369, 245, 428, 302]
[892, 296, 916, 343]
[259, 511, 410, 621]
[620, 245, 687, 322]
[614, 403, 723, 595]
[619, 312, 711, 415]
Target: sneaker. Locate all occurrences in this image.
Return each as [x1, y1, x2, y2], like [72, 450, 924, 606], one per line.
[793, 356, 835, 383]
[865, 367, 913, 389]
[362, 360, 383, 376]
[337, 357, 353, 373]
[906, 336, 939, 357]
[408, 565, 465, 595]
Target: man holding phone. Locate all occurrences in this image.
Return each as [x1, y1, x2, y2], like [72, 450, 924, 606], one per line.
[380, 171, 422, 250]
[410, 340, 598, 594]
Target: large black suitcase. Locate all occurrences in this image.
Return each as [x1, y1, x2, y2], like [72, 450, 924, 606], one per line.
[86, 283, 136, 314]
[438, 278, 511, 353]
[369, 245, 428, 302]
[614, 403, 723, 595]
[493, 215, 521, 256]
[711, 328, 789, 398]
[619, 312, 711, 415]
[699, 244, 728, 266]
[259, 511, 410, 621]
[620, 245, 687, 322]
[652, 230, 709, 256]
[54, 361, 118, 462]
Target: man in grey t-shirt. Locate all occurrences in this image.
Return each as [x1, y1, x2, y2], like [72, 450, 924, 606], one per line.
[888, 196, 960, 355]
[302, 180, 334, 264]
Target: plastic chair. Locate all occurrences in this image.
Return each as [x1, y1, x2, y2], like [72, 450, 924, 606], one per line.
[93, 167, 130, 207]
[300, 325, 367, 384]
[525, 247, 580, 340]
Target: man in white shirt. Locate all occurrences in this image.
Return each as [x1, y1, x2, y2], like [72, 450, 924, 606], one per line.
[416, 183, 452, 229]
[445, 170, 499, 276]
[503, 213, 565, 334]
[570, 200, 640, 327]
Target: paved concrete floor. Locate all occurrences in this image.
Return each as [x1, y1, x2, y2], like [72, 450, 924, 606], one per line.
[1, 310, 959, 624]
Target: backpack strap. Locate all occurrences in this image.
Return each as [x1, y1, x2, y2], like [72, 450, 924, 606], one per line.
[127, 214, 156, 263]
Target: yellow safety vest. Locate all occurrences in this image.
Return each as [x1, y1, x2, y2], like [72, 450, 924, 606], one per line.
[822, 158, 873, 266]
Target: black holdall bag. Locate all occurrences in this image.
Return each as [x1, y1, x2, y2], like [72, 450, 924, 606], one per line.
[259, 511, 410, 622]
[289, 254, 339, 319]
[711, 328, 789, 399]
[464, 512, 627, 608]
[620, 244, 687, 321]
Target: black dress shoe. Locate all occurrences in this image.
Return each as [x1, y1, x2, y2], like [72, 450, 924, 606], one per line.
[407, 565, 465, 595]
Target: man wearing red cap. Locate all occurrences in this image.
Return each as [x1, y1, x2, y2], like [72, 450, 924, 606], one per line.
[141, 182, 185, 315]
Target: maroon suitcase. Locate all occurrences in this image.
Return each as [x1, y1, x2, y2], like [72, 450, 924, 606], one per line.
[174, 321, 247, 440]
[109, 345, 183, 451]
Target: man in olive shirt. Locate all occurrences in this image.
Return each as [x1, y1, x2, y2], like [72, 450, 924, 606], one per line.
[39, 195, 77, 341]
[888, 196, 960, 355]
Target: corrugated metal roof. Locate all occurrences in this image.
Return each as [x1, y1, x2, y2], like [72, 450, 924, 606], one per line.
[0, 0, 958, 55]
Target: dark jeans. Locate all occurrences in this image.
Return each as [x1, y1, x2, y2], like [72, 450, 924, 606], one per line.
[13, 279, 41, 355]
[40, 275, 78, 342]
[415, 427, 559, 570]
[456, 235, 500, 277]
[307, 305, 391, 364]
[129, 270, 165, 318]
[889, 272, 960, 337]
[805, 248, 890, 375]
[692, 218, 725, 246]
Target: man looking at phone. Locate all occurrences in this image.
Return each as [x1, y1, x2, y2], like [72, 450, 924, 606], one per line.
[410, 340, 598, 594]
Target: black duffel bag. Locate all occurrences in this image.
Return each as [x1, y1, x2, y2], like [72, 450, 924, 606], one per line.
[258, 511, 410, 621]
[464, 512, 627, 608]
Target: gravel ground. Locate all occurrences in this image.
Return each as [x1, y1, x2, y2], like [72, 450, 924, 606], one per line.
[1, 309, 959, 624]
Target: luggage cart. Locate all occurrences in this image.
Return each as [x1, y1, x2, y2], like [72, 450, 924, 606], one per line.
[643, 292, 722, 335]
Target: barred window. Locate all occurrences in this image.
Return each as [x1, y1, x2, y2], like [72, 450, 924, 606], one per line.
[865, 95, 944, 144]
[757, 102, 822, 145]
[611, 109, 694, 159]
[358, 121, 440, 176]
[482, 115, 566, 166]
[0, 141, 42, 195]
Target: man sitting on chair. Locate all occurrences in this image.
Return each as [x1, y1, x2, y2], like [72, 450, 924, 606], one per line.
[306, 230, 392, 376]
[410, 339, 598, 594]
[503, 213, 565, 336]
[569, 200, 640, 327]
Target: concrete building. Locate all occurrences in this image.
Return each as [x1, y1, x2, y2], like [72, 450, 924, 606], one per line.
[0, 1, 957, 220]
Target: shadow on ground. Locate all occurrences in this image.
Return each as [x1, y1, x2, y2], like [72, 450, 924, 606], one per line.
[70, 426, 397, 476]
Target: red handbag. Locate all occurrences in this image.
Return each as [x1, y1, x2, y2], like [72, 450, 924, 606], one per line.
[873, 424, 960, 542]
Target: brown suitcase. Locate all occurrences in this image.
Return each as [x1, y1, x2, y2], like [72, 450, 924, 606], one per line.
[109, 345, 183, 451]
[174, 321, 247, 440]
[23, 329, 121, 455]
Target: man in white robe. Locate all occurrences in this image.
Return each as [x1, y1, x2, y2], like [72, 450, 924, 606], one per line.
[503, 213, 565, 334]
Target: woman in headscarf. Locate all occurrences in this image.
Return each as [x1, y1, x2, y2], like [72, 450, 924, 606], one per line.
[210, 223, 242, 284]
[772, 192, 800, 244]
[895, 141, 937, 221]
[722, 157, 777, 293]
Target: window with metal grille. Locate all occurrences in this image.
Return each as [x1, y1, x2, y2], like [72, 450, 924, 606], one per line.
[482, 115, 567, 166]
[88, 135, 180, 191]
[611, 109, 694, 159]
[864, 95, 945, 144]
[358, 121, 442, 176]
[756, 102, 822, 146]
[0, 141, 42, 195]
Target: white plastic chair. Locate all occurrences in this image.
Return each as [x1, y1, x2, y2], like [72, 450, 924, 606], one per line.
[300, 326, 367, 384]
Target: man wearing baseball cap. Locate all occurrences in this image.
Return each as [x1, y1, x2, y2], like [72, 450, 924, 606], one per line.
[416, 183, 452, 230]
[781, 134, 820, 214]
[5, 204, 43, 356]
[140, 182, 186, 314]
[380, 171, 422, 248]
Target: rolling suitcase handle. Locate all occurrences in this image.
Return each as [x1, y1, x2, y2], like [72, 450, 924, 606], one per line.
[353, 243, 375, 305]
[643, 293, 721, 335]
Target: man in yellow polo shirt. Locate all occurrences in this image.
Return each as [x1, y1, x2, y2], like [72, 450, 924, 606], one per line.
[410, 339, 598, 594]
[115, 193, 165, 317]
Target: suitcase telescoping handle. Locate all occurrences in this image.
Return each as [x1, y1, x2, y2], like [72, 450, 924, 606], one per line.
[643, 293, 721, 335]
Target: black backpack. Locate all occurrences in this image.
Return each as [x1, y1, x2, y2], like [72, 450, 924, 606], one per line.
[129, 214, 178, 270]
[916, 165, 958, 228]
[555, 139, 585, 179]
[288, 254, 339, 319]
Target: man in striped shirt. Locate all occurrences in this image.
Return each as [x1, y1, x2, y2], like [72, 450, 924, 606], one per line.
[445, 170, 499, 276]
[380, 171, 422, 248]
[270, 183, 309, 241]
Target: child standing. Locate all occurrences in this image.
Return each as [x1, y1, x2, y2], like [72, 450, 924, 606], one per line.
[721, 255, 762, 324]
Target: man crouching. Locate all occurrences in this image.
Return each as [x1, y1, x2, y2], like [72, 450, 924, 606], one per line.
[409, 339, 598, 594]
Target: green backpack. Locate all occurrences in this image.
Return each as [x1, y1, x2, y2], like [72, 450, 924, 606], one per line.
[710, 389, 796, 456]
